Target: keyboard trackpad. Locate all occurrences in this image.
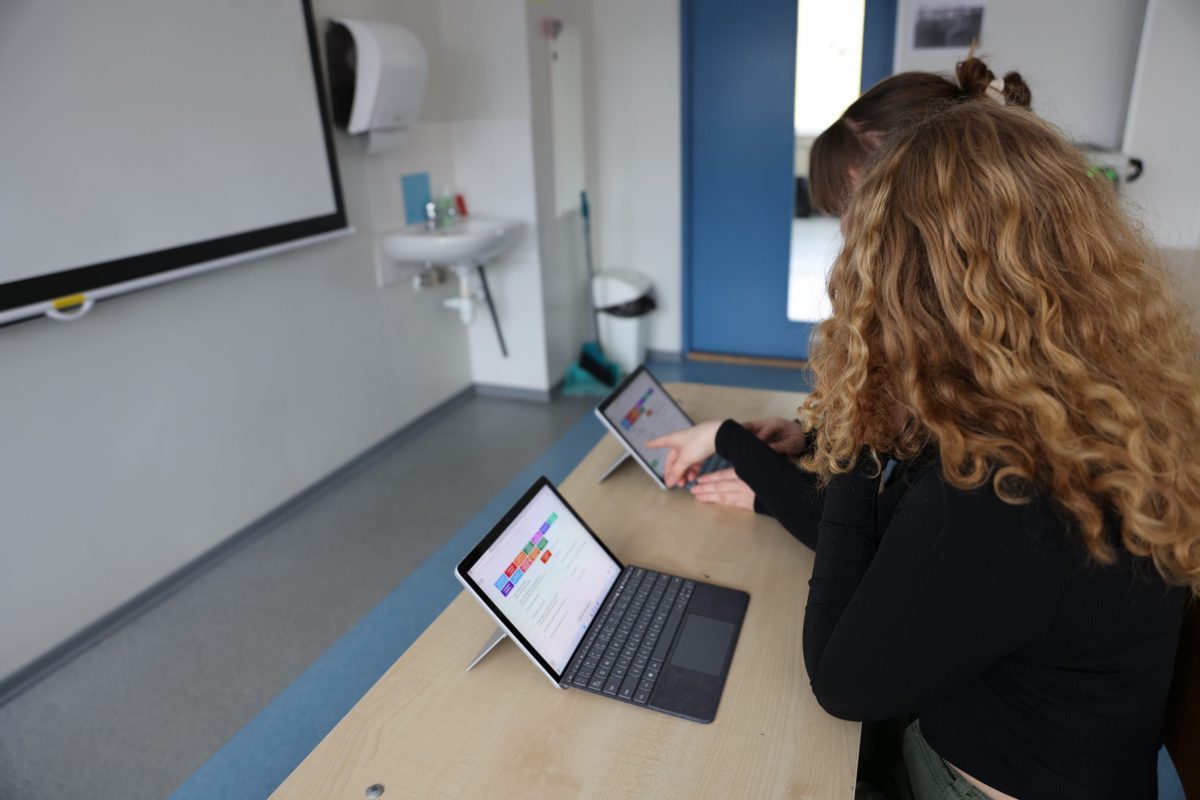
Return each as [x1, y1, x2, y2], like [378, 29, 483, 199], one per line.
[669, 615, 734, 676]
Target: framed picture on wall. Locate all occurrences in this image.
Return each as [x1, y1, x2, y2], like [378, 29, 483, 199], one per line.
[911, 1, 984, 50]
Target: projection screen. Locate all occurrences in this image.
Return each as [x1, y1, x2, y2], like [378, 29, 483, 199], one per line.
[0, 0, 347, 325]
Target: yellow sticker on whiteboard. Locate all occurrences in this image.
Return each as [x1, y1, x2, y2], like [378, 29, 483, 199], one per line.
[52, 294, 88, 310]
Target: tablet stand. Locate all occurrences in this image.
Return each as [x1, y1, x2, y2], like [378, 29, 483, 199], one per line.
[466, 626, 508, 671]
[596, 451, 631, 484]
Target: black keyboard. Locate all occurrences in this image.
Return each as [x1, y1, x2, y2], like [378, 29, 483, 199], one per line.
[563, 566, 694, 705]
[683, 453, 734, 488]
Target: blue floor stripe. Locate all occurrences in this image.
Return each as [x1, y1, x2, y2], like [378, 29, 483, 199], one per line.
[170, 361, 806, 799]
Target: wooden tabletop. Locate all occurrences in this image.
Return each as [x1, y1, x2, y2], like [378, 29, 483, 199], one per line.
[270, 383, 860, 800]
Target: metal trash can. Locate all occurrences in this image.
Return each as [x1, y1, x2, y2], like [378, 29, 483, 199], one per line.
[592, 269, 657, 375]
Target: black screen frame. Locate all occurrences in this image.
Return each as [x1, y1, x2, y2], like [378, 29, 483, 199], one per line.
[0, 0, 348, 320]
[456, 476, 624, 683]
[595, 365, 697, 485]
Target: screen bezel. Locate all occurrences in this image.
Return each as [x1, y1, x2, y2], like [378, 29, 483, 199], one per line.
[455, 476, 625, 684]
[594, 365, 696, 489]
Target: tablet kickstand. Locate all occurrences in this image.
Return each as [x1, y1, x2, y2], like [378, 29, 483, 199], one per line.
[466, 626, 508, 671]
[596, 451, 630, 484]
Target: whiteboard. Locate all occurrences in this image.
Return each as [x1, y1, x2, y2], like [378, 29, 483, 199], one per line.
[0, 0, 347, 323]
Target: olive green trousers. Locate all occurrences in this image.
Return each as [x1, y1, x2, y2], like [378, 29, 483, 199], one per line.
[855, 719, 992, 800]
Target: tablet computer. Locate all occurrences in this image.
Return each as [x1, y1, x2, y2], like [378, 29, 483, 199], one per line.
[454, 476, 749, 722]
[595, 365, 732, 490]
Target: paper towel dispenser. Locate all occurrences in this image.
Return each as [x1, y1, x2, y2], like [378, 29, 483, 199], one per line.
[326, 19, 427, 137]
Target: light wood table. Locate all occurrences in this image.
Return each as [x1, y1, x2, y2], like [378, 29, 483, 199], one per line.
[270, 383, 860, 799]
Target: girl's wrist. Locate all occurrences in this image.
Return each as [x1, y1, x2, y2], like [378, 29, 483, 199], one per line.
[703, 419, 724, 453]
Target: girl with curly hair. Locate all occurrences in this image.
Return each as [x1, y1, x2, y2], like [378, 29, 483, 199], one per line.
[664, 55, 1034, 514]
[651, 72, 1196, 799]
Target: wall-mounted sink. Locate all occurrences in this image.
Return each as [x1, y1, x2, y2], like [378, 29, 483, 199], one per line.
[381, 217, 522, 265]
[379, 217, 522, 358]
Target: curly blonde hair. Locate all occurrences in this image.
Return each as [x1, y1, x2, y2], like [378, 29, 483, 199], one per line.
[800, 101, 1200, 593]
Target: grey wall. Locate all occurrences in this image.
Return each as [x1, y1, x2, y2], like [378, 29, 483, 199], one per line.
[0, 0, 472, 682]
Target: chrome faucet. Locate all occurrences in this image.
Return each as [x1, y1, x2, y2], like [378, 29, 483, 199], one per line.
[424, 199, 439, 231]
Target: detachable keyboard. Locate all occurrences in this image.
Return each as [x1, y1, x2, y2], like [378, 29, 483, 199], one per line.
[683, 453, 734, 488]
[562, 566, 694, 705]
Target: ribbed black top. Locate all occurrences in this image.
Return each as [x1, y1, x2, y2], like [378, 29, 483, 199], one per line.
[715, 420, 1185, 800]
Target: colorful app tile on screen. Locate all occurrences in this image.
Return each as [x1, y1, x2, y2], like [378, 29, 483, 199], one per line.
[619, 388, 656, 430]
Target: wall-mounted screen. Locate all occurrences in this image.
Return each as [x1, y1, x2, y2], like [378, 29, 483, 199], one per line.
[0, 0, 347, 324]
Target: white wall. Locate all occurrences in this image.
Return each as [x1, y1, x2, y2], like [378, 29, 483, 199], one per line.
[439, 0, 550, 391]
[1122, 0, 1200, 250]
[526, 0, 599, 381]
[592, 0, 683, 355]
[892, 0, 1148, 150]
[0, 0, 472, 682]
[435, 0, 600, 390]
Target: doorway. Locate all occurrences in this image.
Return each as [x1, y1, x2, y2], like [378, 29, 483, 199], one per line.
[683, 0, 895, 361]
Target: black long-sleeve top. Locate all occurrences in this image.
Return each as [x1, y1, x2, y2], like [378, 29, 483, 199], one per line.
[715, 420, 1187, 800]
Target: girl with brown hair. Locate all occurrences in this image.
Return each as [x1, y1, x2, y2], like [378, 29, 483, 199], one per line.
[669, 57, 1035, 515]
[651, 66, 1196, 799]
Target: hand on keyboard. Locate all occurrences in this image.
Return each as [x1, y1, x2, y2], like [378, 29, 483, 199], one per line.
[687, 466, 756, 510]
[646, 420, 722, 488]
[682, 454, 734, 488]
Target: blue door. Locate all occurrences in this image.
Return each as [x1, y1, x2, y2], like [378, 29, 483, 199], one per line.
[682, 0, 895, 360]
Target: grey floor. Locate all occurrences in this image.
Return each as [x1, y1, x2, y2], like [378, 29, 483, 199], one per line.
[0, 392, 595, 800]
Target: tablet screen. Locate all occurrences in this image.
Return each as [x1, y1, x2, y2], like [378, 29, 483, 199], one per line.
[599, 369, 692, 481]
[466, 484, 620, 673]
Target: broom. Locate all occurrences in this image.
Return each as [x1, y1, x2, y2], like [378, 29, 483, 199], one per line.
[563, 190, 620, 394]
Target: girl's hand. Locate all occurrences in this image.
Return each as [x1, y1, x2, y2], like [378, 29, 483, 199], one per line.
[689, 468, 756, 510]
[646, 420, 722, 488]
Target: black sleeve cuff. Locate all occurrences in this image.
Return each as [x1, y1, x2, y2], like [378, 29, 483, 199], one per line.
[714, 419, 745, 461]
[715, 419, 825, 548]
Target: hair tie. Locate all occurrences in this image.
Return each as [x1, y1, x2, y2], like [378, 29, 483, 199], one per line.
[986, 76, 1006, 104]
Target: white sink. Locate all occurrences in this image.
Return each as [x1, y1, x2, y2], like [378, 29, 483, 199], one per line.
[380, 217, 522, 265]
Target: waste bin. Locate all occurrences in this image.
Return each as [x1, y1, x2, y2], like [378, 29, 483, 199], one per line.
[592, 269, 656, 375]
